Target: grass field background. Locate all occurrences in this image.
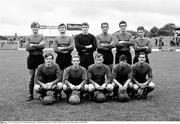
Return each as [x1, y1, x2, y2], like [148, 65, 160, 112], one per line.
[0, 50, 179, 121]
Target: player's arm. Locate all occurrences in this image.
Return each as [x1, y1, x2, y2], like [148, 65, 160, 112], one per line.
[61, 37, 74, 52]
[124, 70, 132, 88]
[144, 40, 152, 53]
[86, 35, 97, 52]
[87, 67, 100, 88]
[123, 34, 134, 46]
[33, 35, 46, 49]
[77, 68, 87, 89]
[132, 67, 141, 87]
[53, 38, 62, 54]
[62, 68, 74, 88]
[112, 67, 122, 87]
[134, 42, 147, 51]
[96, 36, 106, 49]
[50, 65, 63, 86]
[34, 67, 47, 88]
[25, 36, 37, 51]
[106, 36, 116, 48]
[143, 66, 153, 86]
[74, 35, 86, 51]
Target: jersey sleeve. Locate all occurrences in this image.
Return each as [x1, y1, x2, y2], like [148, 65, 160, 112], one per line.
[81, 67, 87, 81]
[147, 65, 153, 79]
[62, 67, 70, 82]
[55, 64, 63, 81]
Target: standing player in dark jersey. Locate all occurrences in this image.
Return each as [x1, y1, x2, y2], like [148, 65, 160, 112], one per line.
[132, 52, 155, 99]
[133, 26, 152, 64]
[113, 20, 134, 65]
[34, 53, 63, 102]
[74, 22, 97, 69]
[96, 22, 116, 71]
[25, 22, 46, 101]
[87, 53, 114, 100]
[112, 55, 132, 99]
[53, 23, 74, 73]
[63, 55, 87, 101]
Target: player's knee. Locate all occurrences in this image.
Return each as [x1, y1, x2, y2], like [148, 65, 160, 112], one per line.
[148, 82, 155, 90]
[128, 82, 133, 88]
[34, 84, 40, 93]
[106, 83, 114, 91]
[88, 84, 95, 92]
[63, 84, 68, 91]
[84, 84, 89, 91]
[133, 84, 139, 91]
[56, 82, 63, 90]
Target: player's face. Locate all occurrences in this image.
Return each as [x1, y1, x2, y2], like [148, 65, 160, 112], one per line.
[138, 55, 146, 63]
[58, 26, 66, 34]
[82, 25, 89, 34]
[72, 57, 80, 67]
[45, 56, 53, 66]
[101, 24, 109, 33]
[32, 26, 39, 34]
[137, 30, 145, 38]
[95, 56, 104, 67]
[119, 23, 127, 32]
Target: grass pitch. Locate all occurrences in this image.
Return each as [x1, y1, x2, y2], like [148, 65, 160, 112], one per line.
[0, 50, 179, 121]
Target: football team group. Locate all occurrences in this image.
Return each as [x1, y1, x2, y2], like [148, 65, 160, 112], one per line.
[25, 21, 155, 105]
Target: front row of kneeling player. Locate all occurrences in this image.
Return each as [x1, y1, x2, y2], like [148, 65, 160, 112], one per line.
[34, 52, 155, 105]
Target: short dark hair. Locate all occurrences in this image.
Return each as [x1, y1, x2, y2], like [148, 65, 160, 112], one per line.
[72, 54, 80, 60]
[119, 20, 127, 27]
[137, 26, 145, 31]
[44, 52, 54, 60]
[138, 52, 147, 57]
[82, 22, 89, 27]
[31, 22, 40, 28]
[58, 23, 66, 28]
[119, 55, 127, 62]
[101, 22, 109, 28]
[95, 53, 103, 59]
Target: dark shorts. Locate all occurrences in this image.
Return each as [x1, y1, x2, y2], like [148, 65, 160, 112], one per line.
[56, 53, 72, 70]
[27, 54, 44, 69]
[97, 49, 113, 65]
[79, 53, 94, 69]
[115, 51, 132, 65]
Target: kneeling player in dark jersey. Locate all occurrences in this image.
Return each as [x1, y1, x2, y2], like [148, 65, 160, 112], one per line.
[25, 22, 46, 101]
[132, 52, 155, 99]
[112, 55, 133, 100]
[87, 53, 114, 101]
[34, 53, 63, 102]
[96, 22, 116, 71]
[62, 55, 87, 102]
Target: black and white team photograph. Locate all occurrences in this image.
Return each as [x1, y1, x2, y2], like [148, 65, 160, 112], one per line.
[0, 0, 180, 123]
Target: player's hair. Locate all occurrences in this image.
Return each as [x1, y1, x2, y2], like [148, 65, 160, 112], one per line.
[119, 20, 127, 27]
[44, 52, 54, 60]
[58, 23, 66, 28]
[72, 54, 80, 60]
[137, 26, 145, 31]
[101, 22, 109, 28]
[95, 53, 104, 59]
[82, 22, 89, 27]
[119, 55, 127, 62]
[31, 22, 40, 28]
[138, 52, 147, 57]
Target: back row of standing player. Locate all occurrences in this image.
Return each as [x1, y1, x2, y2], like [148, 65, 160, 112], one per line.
[25, 21, 152, 101]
